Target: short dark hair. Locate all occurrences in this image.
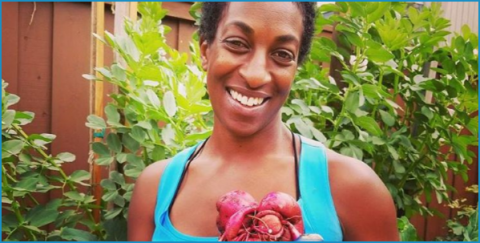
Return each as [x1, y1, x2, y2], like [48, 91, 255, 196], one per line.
[199, 2, 316, 64]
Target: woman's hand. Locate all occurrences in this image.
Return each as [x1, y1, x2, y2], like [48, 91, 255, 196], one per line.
[296, 234, 323, 241]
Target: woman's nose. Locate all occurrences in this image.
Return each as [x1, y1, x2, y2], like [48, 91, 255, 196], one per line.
[238, 51, 272, 89]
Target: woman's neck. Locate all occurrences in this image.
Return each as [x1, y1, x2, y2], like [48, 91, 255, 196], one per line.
[203, 118, 292, 164]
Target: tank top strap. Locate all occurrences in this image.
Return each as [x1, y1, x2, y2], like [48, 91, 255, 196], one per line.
[153, 143, 200, 225]
[299, 136, 343, 241]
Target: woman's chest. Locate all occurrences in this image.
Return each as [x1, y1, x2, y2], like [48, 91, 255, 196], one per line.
[168, 163, 299, 237]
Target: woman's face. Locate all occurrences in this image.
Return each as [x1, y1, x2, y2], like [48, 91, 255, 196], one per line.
[201, 2, 303, 137]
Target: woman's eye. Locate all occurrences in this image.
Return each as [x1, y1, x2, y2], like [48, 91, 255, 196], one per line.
[224, 39, 248, 50]
[272, 50, 295, 63]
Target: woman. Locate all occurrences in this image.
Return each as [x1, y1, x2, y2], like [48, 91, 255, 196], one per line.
[128, 2, 399, 241]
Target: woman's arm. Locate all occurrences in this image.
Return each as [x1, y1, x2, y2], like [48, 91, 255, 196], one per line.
[328, 150, 400, 241]
[128, 160, 169, 241]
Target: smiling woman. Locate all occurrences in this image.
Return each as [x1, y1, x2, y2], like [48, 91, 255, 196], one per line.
[128, 2, 399, 242]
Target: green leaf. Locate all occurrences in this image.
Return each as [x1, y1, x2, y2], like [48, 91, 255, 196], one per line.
[111, 64, 126, 81]
[365, 47, 394, 63]
[136, 121, 153, 130]
[96, 156, 114, 166]
[2, 110, 15, 129]
[64, 191, 85, 201]
[14, 176, 38, 191]
[95, 67, 112, 79]
[318, 3, 344, 12]
[388, 145, 399, 160]
[106, 133, 122, 153]
[82, 74, 97, 80]
[86, 115, 106, 129]
[100, 179, 117, 191]
[28, 207, 59, 227]
[366, 2, 390, 23]
[340, 145, 363, 160]
[104, 208, 123, 220]
[116, 153, 128, 163]
[163, 91, 177, 117]
[131, 126, 147, 143]
[289, 117, 312, 138]
[421, 106, 434, 120]
[146, 89, 161, 109]
[110, 171, 126, 186]
[14, 111, 35, 125]
[151, 145, 165, 161]
[69, 170, 91, 184]
[354, 116, 383, 136]
[348, 2, 365, 17]
[344, 32, 363, 47]
[161, 124, 176, 146]
[122, 133, 140, 152]
[61, 227, 97, 241]
[105, 105, 121, 125]
[5, 93, 20, 107]
[379, 110, 395, 127]
[30, 133, 56, 147]
[2, 140, 25, 156]
[345, 90, 360, 113]
[102, 190, 119, 202]
[57, 152, 76, 162]
[362, 84, 381, 99]
[92, 142, 110, 156]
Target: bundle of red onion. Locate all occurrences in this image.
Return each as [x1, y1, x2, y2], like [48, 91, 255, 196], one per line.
[216, 190, 304, 241]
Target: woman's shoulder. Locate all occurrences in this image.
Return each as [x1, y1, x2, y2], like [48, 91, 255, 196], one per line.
[325, 148, 398, 240]
[136, 158, 172, 189]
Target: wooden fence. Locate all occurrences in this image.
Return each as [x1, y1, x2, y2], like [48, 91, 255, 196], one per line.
[1, 2, 477, 241]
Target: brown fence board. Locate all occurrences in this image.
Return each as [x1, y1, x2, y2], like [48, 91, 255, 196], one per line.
[164, 16, 179, 50]
[50, 2, 114, 198]
[51, 2, 93, 191]
[17, 2, 53, 139]
[163, 2, 194, 21]
[178, 19, 197, 54]
[2, 2, 19, 94]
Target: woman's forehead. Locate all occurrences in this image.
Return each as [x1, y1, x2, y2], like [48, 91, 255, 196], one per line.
[220, 2, 303, 32]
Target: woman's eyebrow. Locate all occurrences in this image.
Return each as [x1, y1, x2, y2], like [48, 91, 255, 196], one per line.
[275, 35, 299, 45]
[225, 21, 254, 35]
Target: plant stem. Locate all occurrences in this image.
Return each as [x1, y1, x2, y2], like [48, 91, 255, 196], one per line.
[371, 69, 385, 119]
[12, 124, 71, 188]
[10, 123, 101, 237]
[393, 49, 405, 96]
[397, 112, 457, 188]
[2, 167, 25, 229]
[328, 86, 351, 148]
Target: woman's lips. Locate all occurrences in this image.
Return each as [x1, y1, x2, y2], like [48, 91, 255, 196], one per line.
[228, 89, 267, 107]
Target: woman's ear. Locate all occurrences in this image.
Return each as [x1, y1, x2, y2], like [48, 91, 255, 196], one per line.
[199, 37, 209, 71]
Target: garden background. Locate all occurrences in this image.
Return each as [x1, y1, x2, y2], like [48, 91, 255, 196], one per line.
[1, 2, 478, 241]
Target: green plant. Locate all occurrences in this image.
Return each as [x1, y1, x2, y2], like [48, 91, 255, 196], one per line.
[397, 216, 420, 241]
[84, 2, 211, 239]
[283, 2, 478, 219]
[437, 185, 478, 241]
[1, 80, 101, 240]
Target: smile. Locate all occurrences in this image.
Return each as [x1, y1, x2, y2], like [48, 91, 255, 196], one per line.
[228, 89, 267, 107]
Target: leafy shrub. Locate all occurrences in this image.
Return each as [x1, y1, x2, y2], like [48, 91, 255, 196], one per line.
[284, 2, 478, 218]
[84, 2, 211, 239]
[1, 81, 100, 241]
[437, 185, 478, 241]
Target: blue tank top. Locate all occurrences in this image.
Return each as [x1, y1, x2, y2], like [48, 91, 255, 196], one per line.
[152, 136, 343, 241]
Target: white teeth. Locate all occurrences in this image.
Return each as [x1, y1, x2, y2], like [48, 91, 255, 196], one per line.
[247, 97, 254, 106]
[241, 96, 248, 105]
[228, 89, 265, 107]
